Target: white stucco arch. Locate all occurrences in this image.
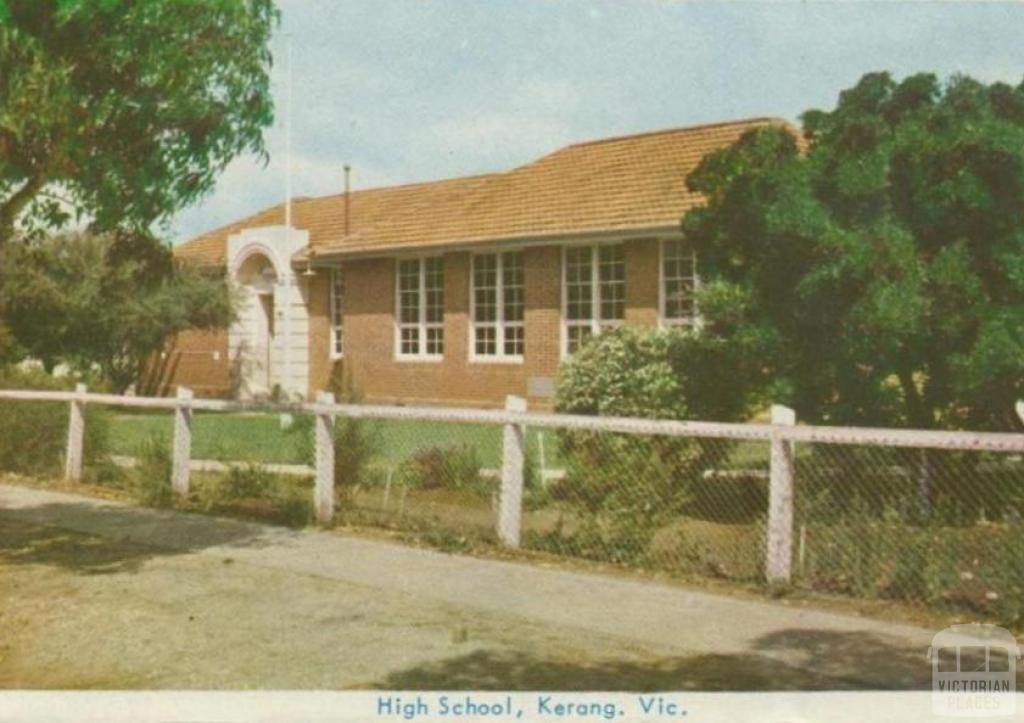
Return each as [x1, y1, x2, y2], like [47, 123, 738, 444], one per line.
[230, 241, 284, 279]
[225, 226, 311, 400]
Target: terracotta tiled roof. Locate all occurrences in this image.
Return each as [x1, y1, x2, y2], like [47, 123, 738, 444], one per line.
[174, 176, 492, 265]
[174, 117, 792, 264]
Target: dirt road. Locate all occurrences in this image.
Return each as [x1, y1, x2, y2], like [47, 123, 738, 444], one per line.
[0, 483, 942, 690]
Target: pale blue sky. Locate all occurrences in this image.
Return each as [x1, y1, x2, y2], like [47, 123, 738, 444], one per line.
[169, 0, 1024, 243]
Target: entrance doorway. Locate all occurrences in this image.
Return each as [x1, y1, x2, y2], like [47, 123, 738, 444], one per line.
[255, 291, 274, 391]
[234, 253, 278, 397]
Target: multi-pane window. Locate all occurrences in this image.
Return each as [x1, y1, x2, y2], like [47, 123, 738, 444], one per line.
[397, 257, 444, 358]
[662, 240, 698, 327]
[330, 268, 344, 358]
[472, 251, 524, 359]
[564, 244, 625, 354]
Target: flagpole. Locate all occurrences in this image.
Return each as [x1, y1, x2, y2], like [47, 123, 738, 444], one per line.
[282, 32, 293, 397]
[285, 33, 293, 232]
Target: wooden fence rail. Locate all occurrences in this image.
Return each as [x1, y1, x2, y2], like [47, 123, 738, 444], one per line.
[1, 385, 1022, 585]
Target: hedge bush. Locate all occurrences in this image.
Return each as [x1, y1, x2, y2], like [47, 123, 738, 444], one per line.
[0, 365, 111, 479]
[396, 444, 484, 495]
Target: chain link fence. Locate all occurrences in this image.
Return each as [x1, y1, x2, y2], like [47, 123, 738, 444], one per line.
[792, 442, 1024, 624]
[521, 432, 769, 582]
[328, 417, 504, 549]
[1, 386, 1022, 628]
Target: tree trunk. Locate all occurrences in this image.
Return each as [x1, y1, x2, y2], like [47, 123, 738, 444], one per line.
[898, 369, 933, 519]
[0, 175, 45, 246]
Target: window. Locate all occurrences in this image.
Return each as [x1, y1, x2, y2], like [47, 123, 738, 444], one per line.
[329, 268, 344, 358]
[396, 257, 444, 358]
[471, 251, 524, 360]
[563, 244, 624, 354]
[662, 239, 698, 327]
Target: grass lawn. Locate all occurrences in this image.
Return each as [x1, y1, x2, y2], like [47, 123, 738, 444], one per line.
[108, 412, 303, 464]
[107, 411, 565, 469]
[107, 410, 773, 473]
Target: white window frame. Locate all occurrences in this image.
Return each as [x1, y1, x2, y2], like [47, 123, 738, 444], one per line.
[469, 250, 525, 363]
[560, 242, 625, 357]
[394, 255, 445, 361]
[659, 238, 701, 330]
[329, 267, 344, 359]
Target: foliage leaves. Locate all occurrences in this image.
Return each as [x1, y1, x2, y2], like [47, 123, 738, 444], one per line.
[555, 325, 759, 423]
[1, 232, 235, 391]
[0, 363, 111, 478]
[551, 327, 755, 562]
[684, 72, 1024, 430]
[0, 0, 278, 241]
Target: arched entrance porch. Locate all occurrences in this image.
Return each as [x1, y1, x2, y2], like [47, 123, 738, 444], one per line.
[231, 249, 280, 398]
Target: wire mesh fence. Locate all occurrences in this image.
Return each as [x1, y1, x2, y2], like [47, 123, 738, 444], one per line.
[521, 431, 770, 581]
[328, 417, 504, 548]
[1, 385, 1023, 628]
[791, 442, 1024, 624]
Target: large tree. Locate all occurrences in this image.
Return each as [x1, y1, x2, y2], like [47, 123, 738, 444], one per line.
[2, 232, 234, 392]
[683, 72, 1024, 431]
[0, 0, 278, 242]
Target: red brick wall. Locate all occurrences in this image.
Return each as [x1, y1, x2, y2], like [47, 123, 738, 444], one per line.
[626, 238, 660, 326]
[307, 271, 336, 396]
[321, 251, 536, 408]
[148, 328, 230, 397]
[307, 239, 664, 409]
[161, 238, 665, 404]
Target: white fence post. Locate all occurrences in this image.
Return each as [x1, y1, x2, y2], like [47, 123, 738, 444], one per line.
[315, 391, 336, 525]
[766, 404, 796, 584]
[172, 386, 193, 498]
[498, 395, 527, 548]
[64, 383, 87, 482]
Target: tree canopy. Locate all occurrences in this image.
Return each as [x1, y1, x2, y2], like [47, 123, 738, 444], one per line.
[2, 232, 235, 392]
[0, 0, 278, 242]
[683, 72, 1024, 430]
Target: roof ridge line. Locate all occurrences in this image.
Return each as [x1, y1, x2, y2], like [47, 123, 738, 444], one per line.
[308, 171, 502, 203]
[564, 116, 787, 150]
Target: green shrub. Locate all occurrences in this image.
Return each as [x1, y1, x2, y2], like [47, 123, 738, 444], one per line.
[665, 518, 767, 581]
[0, 365, 111, 478]
[535, 445, 688, 566]
[333, 416, 383, 490]
[220, 464, 273, 499]
[270, 481, 314, 528]
[554, 325, 755, 422]
[798, 502, 1024, 628]
[550, 327, 754, 563]
[796, 446, 1024, 527]
[195, 464, 314, 528]
[396, 444, 484, 495]
[124, 435, 173, 508]
[196, 464, 272, 510]
[556, 327, 687, 419]
[987, 527, 1024, 629]
[522, 446, 550, 511]
[289, 413, 382, 491]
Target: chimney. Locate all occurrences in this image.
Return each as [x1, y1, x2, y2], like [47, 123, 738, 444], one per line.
[344, 164, 351, 237]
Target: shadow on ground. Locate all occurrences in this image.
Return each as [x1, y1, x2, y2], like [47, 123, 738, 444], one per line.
[754, 628, 935, 688]
[373, 628, 958, 691]
[371, 649, 857, 691]
[0, 501, 267, 575]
